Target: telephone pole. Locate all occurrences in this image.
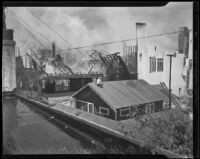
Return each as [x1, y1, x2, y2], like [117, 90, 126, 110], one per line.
[167, 53, 176, 109]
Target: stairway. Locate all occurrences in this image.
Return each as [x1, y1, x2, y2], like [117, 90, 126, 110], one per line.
[160, 82, 181, 109]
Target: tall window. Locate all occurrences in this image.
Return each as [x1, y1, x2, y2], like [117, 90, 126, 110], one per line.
[145, 103, 155, 114]
[157, 58, 164, 72]
[149, 57, 156, 73]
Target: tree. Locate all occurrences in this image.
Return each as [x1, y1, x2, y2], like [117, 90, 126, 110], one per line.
[130, 108, 193, 157]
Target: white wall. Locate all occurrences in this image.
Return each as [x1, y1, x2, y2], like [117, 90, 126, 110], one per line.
[2, 40, 16, 92]
[136, 23, 148, 80]
[136, 23, 189, 97]
[188, 29, 193, 90]
[163, 53, 185, 96]
[143, 44, 165, 85]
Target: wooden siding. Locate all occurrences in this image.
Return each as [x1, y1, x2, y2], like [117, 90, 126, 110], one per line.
[74, 86, 163, 121]
[74, 86, 116, 120]
[116, 106, 137, 121]
[116, 101, 163, 121]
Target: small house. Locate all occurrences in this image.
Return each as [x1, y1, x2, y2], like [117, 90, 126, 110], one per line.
[72, 79, 168, 120]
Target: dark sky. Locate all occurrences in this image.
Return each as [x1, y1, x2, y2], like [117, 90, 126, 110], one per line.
[6, 2, 193, 57]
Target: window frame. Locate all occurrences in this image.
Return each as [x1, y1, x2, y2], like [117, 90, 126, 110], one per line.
[76, 99, 94, 113]
[145, 103, 155, 114]
[99, 107, 109, 115]
[163, 100, 169, 109]
[149, 57, 156, 73]
[157, 58, 164, 72]
[120, 107, 130, 117]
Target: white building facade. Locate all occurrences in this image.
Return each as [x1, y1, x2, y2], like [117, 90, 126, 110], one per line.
[136, 23, 193, 97]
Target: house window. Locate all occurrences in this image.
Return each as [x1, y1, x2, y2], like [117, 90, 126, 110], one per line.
[99, 107, 109, 115]
[76, 100, 94, 113]
[62, 100, 71, 106]
[189, 59, 192, 70]
[157, 58, 164, 72]
[145, 103, 155, 114]
[120, 107, 130, 117]
[63, 79, 70, 91]
[149, 57, 156, 73]
[163, 100, 169, 109]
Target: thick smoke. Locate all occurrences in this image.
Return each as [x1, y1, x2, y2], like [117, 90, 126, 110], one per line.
[6, 3, 192, 65]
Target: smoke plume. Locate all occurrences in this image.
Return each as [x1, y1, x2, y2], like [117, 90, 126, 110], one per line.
[6, 2, 192, 70]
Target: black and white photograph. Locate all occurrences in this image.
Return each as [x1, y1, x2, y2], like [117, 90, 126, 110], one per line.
[2, 2, 196, 157]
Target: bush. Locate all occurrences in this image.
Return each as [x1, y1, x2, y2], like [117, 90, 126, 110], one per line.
[130, 109, 193, 157]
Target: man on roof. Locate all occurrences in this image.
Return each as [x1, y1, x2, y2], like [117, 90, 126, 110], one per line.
[96, 76, 103, 87]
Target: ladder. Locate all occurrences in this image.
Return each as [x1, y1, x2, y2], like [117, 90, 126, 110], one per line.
[160, 82, 181, 109]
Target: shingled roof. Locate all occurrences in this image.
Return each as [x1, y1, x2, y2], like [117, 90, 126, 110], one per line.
[73, 79, 168, 109]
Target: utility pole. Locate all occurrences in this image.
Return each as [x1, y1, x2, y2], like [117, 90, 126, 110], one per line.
[167, 53, 176, 109]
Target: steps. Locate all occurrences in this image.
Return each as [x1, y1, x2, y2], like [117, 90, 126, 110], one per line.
[160, 82, 181, 109]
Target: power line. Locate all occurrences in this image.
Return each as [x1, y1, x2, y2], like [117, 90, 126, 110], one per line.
[63, 28, 192, 50]
[8, 8, 192, 56]
[60, 28, 192, 51]
[22, 23, 47, 49]
[8, 9, 53, 47]
[8, 8, 88, 60]
[8, 9, 48, 49]
[26, 8, 87, 57]
[26, 9, 72, 47]
[8, 8, 71, 54]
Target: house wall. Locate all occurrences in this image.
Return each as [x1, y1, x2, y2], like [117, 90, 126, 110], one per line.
[74, 85, 164, 121]
[116, 100, 163, 121]
[163, 53, 185, 96]
[188, 29, 193, 90]
[136, 23, 191, 97]
[74, 86, 116, 120]
[2, 30, 16, 92]
[136, 23, 148, 80]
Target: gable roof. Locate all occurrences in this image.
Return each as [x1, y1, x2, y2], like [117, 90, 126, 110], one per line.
[72, 79, 167, 109]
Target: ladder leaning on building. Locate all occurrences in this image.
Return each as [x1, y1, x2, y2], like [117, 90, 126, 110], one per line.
[160, 82, 182, 109]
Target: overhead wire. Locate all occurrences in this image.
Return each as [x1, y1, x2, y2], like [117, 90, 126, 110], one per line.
[8, 8, 52, 48]
[8, 8, 192, 56]
[8, 8, 75, 56]
[60, 28, 192, 51]
[26, 8, 87, 57]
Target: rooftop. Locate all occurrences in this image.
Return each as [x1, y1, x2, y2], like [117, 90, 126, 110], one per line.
[73, 79, 168, 109]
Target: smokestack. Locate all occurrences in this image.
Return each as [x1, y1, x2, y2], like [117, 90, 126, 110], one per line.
[135, 22, 147, 79]
[178, 26, 189, 57]
[52, 42, 56, 58]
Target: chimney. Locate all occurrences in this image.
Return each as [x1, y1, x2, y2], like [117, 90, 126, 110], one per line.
[135, 22, 148, 79]
[52, 42, 56, 58]
[136, 23, 147, 44]
[178, 26, 189, 57]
